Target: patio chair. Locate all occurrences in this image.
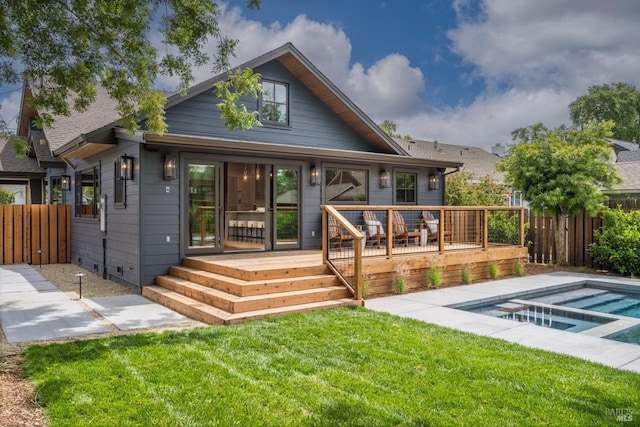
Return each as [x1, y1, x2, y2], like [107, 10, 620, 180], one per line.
[422, 211, 453, 243]
[328, 215, 354, 249]
[392, 211, 422, 247]
[363, 211, 388, 248]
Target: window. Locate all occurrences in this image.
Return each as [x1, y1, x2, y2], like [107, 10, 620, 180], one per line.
[395, 172, 417, 204]
[114, 162, 126, 207]
[261, 81, 288, 124]
[50, 177, 63, 205]
[324, 168, 368, 203]
[75, 167, 100, 217]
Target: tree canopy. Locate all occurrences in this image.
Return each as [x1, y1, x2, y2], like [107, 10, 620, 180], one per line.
[445, 171, 508, 206]
[379, 120, 412, 139]
[0, 186, 15, 204]
[569, 82, 640, 143]
[497, 120, 621, 263]
[0, 0, 261, 136]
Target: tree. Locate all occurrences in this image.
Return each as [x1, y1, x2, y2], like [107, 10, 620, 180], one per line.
[0, 0, 261, 139]
[445, 171, 508, 206]
[497, 121, 622, 264]
[379, 120, 412, 139]
[569, 82, 640, 143]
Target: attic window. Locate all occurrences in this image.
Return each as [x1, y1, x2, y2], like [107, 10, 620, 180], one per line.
[260, 80, 288, 125]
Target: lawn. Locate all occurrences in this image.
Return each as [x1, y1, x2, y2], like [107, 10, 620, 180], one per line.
[23, 307, 639, 426]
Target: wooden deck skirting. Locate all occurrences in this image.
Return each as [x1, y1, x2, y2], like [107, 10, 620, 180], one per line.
[322, 205, 527, 299]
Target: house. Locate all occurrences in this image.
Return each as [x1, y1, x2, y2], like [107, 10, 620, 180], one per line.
[398, 137, 529, 207]
[0, 136, 46, 204]
[14, 43, 463, 290]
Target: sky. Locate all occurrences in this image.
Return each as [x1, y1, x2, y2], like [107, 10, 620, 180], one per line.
[3, 0, 640, 151]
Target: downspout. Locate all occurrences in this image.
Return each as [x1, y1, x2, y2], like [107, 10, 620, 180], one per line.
[441, 167, 460, 205]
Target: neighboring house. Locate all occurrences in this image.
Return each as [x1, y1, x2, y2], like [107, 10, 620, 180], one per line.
[608, 161, 640, 205]
[0, 136, 47, 204]
[14, 43, 461, 289]
[397, 137, 527, 207]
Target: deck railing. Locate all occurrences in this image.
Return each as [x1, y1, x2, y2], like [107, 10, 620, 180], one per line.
[322, 205, 526, 300]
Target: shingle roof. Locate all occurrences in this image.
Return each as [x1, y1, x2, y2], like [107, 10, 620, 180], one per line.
[398, 138, 505, 182]
[32, 84, 120, 151]
[617, 150, 640, 162]
[0, 137, 44, 174]
[614, 161, 640, 192]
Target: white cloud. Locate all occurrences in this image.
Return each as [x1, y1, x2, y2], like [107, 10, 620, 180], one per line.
[0, 89, 23, 133]
[153, 1, 640, 150]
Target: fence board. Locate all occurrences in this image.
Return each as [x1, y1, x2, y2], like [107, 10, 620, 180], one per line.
[0, 205, 71, 265]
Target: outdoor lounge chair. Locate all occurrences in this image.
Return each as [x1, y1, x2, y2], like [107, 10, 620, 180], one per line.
[422, 210, 453, 243]
[362, 211, 388, 248]
[392, 211, 422, 247]
[328, 215, 355, 249]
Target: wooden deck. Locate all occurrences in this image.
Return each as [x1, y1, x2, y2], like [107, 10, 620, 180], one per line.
[143, 251, 361, 325]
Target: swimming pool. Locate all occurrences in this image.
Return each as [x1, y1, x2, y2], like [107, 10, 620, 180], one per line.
[452, 280, 640, 344]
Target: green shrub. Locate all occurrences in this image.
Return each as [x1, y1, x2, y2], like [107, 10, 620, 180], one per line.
[589, 207, 640, 276]
[461, 265, 472, 285]
[360, 278, 369, 299]
[0, 186, 14, 204]
[513, 261, 524, 277]
[487, 211, 528, 245]
[429, 266, 443, 289]
[488, 262, 500, 279]
[393, 275, 407, 294]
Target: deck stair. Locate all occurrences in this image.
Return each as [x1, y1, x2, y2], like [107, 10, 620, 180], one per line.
[143, 252, 361, 325]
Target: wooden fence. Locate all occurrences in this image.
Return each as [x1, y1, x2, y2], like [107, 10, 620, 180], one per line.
[0, 205, 71, 265]
[527, 199, 636, 267]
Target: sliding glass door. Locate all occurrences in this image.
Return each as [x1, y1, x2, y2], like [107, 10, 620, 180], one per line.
[273, 166, 300, 249]
[186, 161, 222, 254]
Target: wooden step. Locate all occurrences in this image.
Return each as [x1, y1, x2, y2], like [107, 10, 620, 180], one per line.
[183, 256, 330, 281]
[155, 275, 351, 313]
[143, 285, 361, 325]
[169, 265, 339, 296]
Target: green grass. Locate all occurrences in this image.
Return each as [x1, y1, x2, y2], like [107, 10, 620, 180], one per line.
[23, 308, 639, 426]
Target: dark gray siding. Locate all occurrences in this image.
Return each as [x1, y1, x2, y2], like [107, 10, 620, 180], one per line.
[69, 139, 141, 289]
[139, 148, 181, 286]
[165, 61, 376, 153]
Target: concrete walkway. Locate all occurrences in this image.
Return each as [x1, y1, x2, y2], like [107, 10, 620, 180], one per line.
[365, 272, 640, 373]
[1, 264, 193, 344]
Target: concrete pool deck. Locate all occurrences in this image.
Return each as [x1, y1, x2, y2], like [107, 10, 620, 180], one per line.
[365, 272, 640, 373]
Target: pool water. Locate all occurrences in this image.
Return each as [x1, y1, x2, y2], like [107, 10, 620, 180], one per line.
[462, 300, 614, 333]
[527, 287, 640, 318]
[454, 282, 640, 344]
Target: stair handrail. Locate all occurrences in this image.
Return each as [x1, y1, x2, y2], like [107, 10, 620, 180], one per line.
[322, 205, 364, 300]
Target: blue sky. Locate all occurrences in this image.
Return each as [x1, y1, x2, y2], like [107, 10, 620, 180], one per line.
[3, 0, 640, 150]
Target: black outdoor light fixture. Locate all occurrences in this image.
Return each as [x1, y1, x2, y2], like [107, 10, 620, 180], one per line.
[379, 170, 391, 189]
[310, 165, 321, 186]
[428, 173, 440, 191]
[164, 155, 177, 180]
[61, 175, 71, 191]
[118, 155, 134, 181]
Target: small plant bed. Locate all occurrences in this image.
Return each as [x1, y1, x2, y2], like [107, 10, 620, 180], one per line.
[22, 308, 639, 426]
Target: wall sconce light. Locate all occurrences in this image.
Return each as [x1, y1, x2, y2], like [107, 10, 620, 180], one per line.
[310, 165, 321, 186]
[428, 173, 440, 191]
[118, 155, 134, 181]
[61, 175, 71, 191]
[379, 170, 391, 188]
[163, 155, 177, 180]
[255, 165, 261, 181]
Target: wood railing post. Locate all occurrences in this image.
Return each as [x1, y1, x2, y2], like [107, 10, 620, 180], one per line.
[519, 207, 525, 248]
[386, 208, 393, 258]
[482, 208, 488, 250]
[438, 207, 445, 253]
[354, 234, 362, 300]
[321, 207, 328, 264]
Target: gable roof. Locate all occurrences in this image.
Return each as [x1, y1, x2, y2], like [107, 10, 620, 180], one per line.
[608, 138, 639, 152]
[165, 43, 406, 156]
[399, 137, 504, 182]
